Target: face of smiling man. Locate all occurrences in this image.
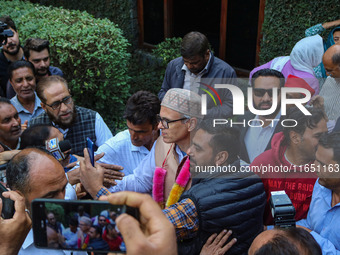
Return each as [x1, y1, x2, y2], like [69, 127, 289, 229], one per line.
[10, 66, 36, 103]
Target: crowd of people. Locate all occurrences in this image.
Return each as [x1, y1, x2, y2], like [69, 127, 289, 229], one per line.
[1, 14, 340, 255]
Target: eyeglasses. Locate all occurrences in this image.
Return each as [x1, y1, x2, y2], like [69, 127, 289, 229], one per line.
[156, 114, 188, 129]
[253, 88, 280, 97]
[44, 95, 72, 110]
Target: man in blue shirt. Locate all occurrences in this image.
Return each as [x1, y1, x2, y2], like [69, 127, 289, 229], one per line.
[9, 60, 44, 124]
[96, 91, 160, 176]
[297, 131, 340, 254]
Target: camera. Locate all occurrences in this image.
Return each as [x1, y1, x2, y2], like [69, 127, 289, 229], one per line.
[270, 190, 296, 228]
[0, 21, 14, 46]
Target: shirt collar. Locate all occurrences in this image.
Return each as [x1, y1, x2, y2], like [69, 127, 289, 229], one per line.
[181, 52, 212, 76]
[22, 228, 33, 250]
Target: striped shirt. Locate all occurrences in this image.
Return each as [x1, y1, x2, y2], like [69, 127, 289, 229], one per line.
[319, 77, 340, 121]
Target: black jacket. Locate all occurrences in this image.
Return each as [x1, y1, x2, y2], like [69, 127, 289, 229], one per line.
[177, 160, 266, 255]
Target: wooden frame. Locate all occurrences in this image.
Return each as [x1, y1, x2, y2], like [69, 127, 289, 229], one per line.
[137, 0, 266, 68]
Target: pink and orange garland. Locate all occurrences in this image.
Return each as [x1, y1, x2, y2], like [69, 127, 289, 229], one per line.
[153, 157, 191, 209]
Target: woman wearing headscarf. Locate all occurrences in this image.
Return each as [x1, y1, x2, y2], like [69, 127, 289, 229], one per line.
[305, 19, 340, 78]
[249, 34, 324, 95]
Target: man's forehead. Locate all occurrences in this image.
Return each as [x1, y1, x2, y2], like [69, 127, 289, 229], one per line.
[12, 67, 34, 77]
[0, 104, 17, 118]
[160, 106, 182, 118]
[29, 48, 49, 59]
[254, 76, 281, 88]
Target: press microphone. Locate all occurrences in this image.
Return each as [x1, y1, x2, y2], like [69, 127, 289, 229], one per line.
[46, 138, 72, 161]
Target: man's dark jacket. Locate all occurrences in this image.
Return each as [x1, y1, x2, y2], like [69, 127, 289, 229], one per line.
[158, 54, 237, 119]
[177, 160, 266, 255]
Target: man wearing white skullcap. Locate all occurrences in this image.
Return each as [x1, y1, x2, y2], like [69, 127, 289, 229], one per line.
[84, 89, 202, 206]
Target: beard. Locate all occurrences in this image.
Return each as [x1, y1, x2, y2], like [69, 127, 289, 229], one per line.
[3, 42, 21, 56]
[36, 67, 49, 77]
[47, 105, 77, 130]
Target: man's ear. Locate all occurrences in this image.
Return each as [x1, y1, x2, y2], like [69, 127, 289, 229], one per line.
[290, 131, 301, 144]
[41, 102, 47, 112]
[187, 118, 197, 132]
[215, 151, 229, 166]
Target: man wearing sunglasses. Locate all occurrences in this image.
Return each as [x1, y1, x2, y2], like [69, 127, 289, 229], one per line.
[29, 75, 113, 156]
[239, 68, 285, 164]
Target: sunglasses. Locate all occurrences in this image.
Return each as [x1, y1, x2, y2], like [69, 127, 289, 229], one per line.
[253, 88, 280, 97]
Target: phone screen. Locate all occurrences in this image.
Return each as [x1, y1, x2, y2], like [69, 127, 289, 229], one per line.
[0, 182, 14, 219]
[32, 199, 138, 253]
[86, 137, 95, 167]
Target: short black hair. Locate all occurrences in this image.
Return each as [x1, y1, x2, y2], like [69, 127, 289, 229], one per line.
[198, 118, 240, 164]
[0, 15, 17, 31]
[91, 225, 103, 237]
[251, 69, 285, 88]
[0, 97, 12, 106]
[283, 107, 327, 145]
[124, 91, 160, 126]
[6, 147, 51, 194]
[181, 31, 210, 58]
[319, 131, 340, 164]
[8, 60, 35, 80]
[24, 38, 50, 59]
[20, 124, 54, 149]
[254, 228, 322, 255]
[69, 217, 78, 227]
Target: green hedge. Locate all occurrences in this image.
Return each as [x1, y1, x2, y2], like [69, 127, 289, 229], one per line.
[129, 37, 182, 96]
[28, 0, 138, 49]
[260, 0, 340, 64]
[1, 0, 131, 130]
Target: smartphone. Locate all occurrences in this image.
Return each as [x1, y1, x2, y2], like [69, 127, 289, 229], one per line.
[32, 199, 139, 253]
[86, 137, 95, 166]
[0, 182, 14, 219]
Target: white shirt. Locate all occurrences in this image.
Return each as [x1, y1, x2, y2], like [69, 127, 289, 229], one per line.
[96, 129, 151, 176]
[182, 53, 212, 93]
[19, 230, 86, 255]
[244, 112, 281, 163]
[109, 140, 185, 193]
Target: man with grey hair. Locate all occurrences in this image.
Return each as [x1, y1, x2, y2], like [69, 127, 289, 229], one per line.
[82, 88, 202, 208]
[78, 216, 92, 249]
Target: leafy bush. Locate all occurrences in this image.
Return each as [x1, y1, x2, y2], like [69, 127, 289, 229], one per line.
[129, 37, 182, 98]
[152, 37, 182, 67]
[260, 0, 339, 64]
[29, 0, 138, 49]
[1, 0, 131, 130]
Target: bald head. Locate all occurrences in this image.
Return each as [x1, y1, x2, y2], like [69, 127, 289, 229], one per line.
[248, 228, 321, 255]
[6, 147, 67, 208]
[323, 44, 340, 78]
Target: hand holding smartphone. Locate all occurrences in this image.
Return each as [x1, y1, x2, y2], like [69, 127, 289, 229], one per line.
[32, 199, 138, 253]
[86, 137, 95, 167]
[0, 182, 14, 219]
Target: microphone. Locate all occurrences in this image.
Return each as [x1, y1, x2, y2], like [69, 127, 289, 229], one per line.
[46, 138, 72, 161]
